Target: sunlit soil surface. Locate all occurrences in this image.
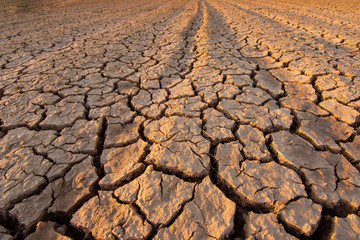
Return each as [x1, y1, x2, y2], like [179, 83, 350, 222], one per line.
[0, 0, 359, 239]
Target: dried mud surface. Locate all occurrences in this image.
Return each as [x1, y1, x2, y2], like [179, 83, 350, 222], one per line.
[0, 0, 360, 239]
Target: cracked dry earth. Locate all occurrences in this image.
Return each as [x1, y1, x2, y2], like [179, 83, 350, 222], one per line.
[0, 0, 360, 239]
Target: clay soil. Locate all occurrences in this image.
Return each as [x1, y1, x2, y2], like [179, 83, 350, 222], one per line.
[0, 0, 360, 239]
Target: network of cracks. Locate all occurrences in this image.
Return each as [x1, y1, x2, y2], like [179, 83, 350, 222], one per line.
[0, 0, 360, 239]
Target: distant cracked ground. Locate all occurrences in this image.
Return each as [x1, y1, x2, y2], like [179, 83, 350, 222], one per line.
[0, 0, 360, 239]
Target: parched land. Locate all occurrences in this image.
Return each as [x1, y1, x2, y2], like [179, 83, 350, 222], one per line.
[0, 0, 359, 239]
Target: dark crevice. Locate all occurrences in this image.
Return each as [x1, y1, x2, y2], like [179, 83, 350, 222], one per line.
[42, 213, 95, 240]
[229, 205, 247, 240]
[93, 117, 107, 182]
[308, 213, 335, 240]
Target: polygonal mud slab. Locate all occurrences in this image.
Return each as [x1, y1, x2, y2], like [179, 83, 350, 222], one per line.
[319, 99, 360, 125]
[270, 69, 311, 84]
[0, 225, 13, 240]
[218, 99, 293, 132]
[48, 157, 98, 214]
[144, 116, 211, 179]
[235, 86, 272, 105]
[10, 185, 53, 231]
[216, 142, 306, 208]
[340, 135, 360, 163]
[154, 177, 235, 239]
[0, 92, 58, 130]
[99, 139, 148, 189]
[280, 96, 329, 116]
[255, 70, 284, 98]
[297, 113, 354, 153]
[165, 96, 208, 118]
[115, 166, 195, 226]
[271, 131, 360, 210]
[330, 214, 360, 239]
[71, 191, 152, 240]
[104, 116, 145, 148]
[278, 198, 322, 237]
[89, 101, 136, 124]
[283, 82, 316, 101]
[51, 119, 103, 155]
[244, 212, 297, 240]
[235, 125, 271, 161]
[0, 128, 56, 209]
[40, 100, 86, 130]
[203, 108, 235, 143]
